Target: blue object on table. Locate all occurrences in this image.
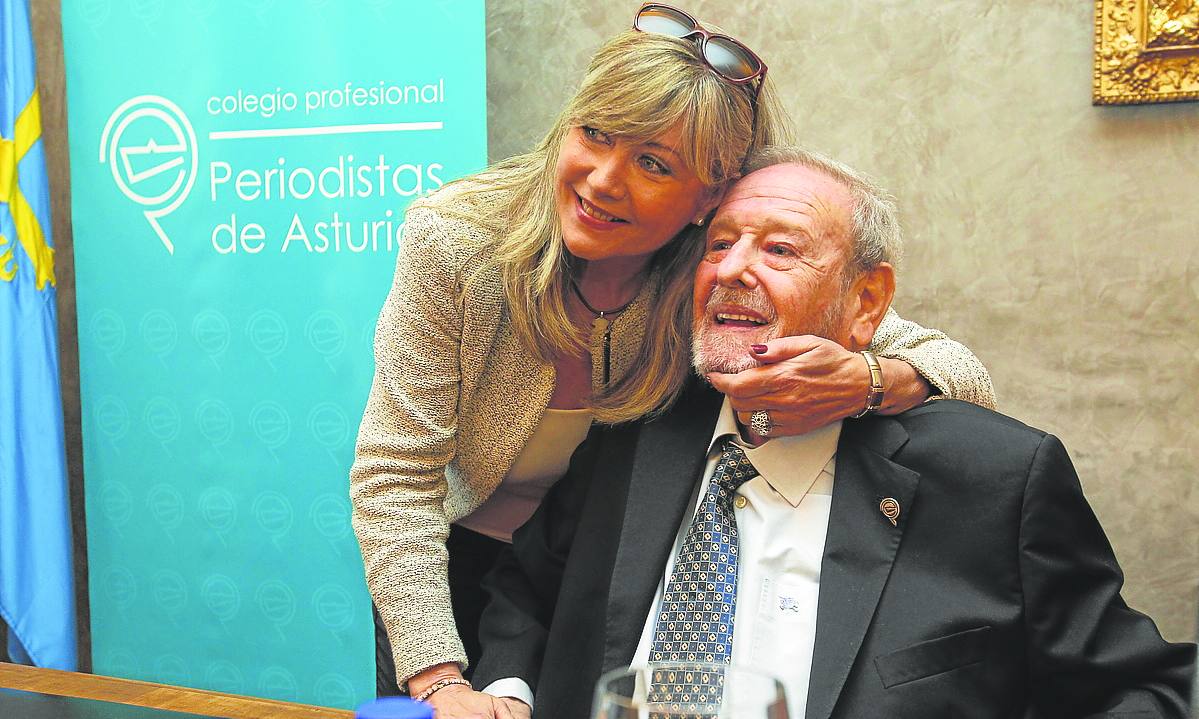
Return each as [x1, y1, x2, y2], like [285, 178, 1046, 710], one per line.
[355, 697, 434, 719]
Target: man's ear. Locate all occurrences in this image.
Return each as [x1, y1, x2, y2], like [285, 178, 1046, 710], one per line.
[845, 262, 895, 351]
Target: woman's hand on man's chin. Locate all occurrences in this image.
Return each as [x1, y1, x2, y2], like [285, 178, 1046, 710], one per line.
[708, 334, 930, 438]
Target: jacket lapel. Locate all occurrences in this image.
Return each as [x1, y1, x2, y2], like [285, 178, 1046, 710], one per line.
[805, 416, 920, 719]
[602, 381, 723, 672]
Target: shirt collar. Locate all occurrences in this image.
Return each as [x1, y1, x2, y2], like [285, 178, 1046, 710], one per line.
[708, 398, 842, 507]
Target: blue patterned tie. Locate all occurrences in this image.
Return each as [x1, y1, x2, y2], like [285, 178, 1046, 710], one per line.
[648, 438, 758, 714]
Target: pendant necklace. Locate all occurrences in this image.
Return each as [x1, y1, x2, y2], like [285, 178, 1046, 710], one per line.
[569, 277, 638, 385]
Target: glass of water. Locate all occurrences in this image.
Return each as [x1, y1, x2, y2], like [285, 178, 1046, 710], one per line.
[591, 662, 789, 719]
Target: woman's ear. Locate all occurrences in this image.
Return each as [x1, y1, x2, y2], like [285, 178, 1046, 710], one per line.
[694, 181, 731, 224]
[846, 262, 896, 351]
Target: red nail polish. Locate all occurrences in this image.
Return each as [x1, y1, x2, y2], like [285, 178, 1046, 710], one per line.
[751, 344, 768, 354]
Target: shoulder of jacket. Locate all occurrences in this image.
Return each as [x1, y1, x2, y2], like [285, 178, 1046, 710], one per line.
[404, 205, 495, 252]
[397, 200, 502, 284]
[852, 401, 1064, 494]
[893, 399, 1051, 447]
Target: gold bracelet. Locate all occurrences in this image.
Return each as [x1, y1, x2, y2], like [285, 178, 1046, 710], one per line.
[413, 676, 472, 702]
[852, 350, 885, 418]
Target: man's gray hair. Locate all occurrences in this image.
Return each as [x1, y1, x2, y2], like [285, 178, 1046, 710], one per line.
[743, 146, 903, 273]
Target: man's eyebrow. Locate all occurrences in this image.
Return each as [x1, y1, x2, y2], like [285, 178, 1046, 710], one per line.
[707, 214, 737, 234]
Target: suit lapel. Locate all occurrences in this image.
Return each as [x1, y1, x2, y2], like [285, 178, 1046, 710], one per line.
[602, 381, 723, 672]
[805, 417, 920, 719]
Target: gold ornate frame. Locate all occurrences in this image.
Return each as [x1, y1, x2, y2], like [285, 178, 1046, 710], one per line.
[1094, 0, 1199, 104]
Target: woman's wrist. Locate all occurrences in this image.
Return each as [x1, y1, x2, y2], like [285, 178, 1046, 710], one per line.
[875, 357, 932, 414]
[413, 677, 473, 702]
[850, 351, 885, 418]
[407, 662, 465, 698]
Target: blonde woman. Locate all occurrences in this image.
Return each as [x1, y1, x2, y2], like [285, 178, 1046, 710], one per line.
[351, 5, 994, 717]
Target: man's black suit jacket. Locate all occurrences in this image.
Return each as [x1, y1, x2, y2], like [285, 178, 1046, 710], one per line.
[474, 382, 1195, 718]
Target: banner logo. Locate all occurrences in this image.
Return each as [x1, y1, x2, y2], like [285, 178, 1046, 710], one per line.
[100, 96, 198, 255]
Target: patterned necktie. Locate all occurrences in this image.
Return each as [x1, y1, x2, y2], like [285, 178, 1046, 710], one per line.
[647, 438, 759, 714]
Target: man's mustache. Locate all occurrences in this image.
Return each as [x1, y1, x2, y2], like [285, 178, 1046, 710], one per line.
[704, 286, 777, 323]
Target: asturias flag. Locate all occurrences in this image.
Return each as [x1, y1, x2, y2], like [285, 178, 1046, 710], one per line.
[0, 0, 77, 670]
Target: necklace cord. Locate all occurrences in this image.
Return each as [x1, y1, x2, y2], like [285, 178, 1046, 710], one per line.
[568, 277, 639, 318]
[568, 277, 639, 384]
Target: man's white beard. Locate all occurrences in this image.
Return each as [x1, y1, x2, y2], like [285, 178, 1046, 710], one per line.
[691, 285, 848, 375]
[691, 286, 780, 375]
[692, 323, 780, 374]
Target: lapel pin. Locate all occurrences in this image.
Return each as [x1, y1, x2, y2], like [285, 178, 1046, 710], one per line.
[879, 498, 900, 526]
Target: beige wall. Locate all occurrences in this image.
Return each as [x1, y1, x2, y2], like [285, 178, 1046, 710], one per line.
[484, 0, 1199, 641]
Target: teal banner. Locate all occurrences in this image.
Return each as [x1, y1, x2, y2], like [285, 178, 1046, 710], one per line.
[62, 1, 486, 708]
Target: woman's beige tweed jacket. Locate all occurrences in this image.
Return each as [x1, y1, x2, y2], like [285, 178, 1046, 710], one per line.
[350, 203, 997, 684]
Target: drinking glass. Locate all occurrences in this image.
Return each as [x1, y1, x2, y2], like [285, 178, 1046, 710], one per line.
[592, 662, 789, 719]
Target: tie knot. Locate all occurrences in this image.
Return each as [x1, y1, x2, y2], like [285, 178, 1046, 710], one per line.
[715, 438, 759, 493]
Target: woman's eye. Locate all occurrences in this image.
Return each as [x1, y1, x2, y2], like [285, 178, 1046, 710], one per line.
[708, 240, 732, 252]
[767, 244, 795, 256]
[639, 155, 671, 176]
[581, 126, 610, 144]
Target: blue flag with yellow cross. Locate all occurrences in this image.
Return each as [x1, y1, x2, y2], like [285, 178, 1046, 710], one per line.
[0, 0, 77, 670]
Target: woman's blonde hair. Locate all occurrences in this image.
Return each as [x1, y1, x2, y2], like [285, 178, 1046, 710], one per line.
[413, 29, 790, 422]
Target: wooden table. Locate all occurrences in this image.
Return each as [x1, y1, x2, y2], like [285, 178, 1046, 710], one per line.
[0, 662, 355, 719]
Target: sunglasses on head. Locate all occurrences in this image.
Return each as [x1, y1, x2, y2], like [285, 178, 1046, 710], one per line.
[633, 3, 768, 91]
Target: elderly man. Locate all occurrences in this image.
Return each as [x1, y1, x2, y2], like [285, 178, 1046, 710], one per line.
[470, 148, 1196, 718]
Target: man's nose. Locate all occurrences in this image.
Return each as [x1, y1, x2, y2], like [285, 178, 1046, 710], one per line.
[715, 239, 758, 288]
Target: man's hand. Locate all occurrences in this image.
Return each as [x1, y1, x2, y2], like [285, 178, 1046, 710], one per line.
[424, 684, 530, 719]
[498, 697, 532, 719]
[706, 335, 932, 437]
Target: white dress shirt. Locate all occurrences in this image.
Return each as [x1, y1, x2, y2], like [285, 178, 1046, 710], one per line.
[630, 401, 839, 719]
[485, 400, 840, 717]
